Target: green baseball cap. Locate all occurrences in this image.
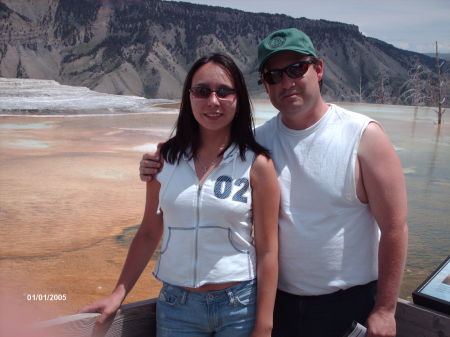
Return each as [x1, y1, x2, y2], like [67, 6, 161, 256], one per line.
[257, 28, 317, 71]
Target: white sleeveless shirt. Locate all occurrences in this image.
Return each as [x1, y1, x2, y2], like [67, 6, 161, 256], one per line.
[256, 104, 380, 295]
[154, 145, 256, 288]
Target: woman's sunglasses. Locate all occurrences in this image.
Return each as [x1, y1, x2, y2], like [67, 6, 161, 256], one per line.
[190, 86, 236, 100]
[261, 60, 317, 85]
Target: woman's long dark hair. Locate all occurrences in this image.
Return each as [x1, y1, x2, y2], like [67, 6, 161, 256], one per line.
[161, 53, 269, 164]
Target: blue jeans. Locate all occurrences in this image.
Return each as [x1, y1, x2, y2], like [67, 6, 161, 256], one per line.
[156, 279, 256, 337]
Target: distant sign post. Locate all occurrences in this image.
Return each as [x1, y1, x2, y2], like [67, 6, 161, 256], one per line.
[413, 255, 450, 315]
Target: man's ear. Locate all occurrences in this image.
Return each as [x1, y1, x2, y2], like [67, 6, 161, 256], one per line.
[314, 59, 324, 82]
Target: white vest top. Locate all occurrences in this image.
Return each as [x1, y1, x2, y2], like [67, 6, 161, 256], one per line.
[154, 145, 256, 288]
[256, 104, 380, 296]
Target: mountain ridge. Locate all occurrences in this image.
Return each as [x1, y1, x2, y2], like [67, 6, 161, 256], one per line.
[0, 0, 445, 105]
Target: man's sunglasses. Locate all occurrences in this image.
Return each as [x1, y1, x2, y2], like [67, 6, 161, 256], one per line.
[260, 60, 317, 85]
[189, 86, 236, 99]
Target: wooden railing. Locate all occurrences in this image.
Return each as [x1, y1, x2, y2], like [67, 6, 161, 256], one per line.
[33, 298, 449, 337]
[395, 298, 449, 337]
[34, 299, 157, 337]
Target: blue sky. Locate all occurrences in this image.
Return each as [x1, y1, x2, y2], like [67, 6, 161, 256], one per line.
[164, 0, 450, 53]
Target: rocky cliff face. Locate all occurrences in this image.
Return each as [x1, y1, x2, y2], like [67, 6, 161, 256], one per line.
[0, 0, 440, 103]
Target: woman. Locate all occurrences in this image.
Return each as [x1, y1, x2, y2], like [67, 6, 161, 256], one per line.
[80, 53, 279, 337]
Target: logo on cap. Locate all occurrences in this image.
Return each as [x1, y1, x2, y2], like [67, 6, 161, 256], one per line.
[269, 35, 286, 49]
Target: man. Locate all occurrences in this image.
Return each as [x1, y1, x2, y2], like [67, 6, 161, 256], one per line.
[140, 28, 408, 337]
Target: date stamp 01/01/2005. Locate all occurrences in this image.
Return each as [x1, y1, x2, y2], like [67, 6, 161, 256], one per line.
[25, 294, 67, 301]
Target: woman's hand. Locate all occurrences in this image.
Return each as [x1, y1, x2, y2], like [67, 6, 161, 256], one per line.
[78, 291, 124, 325]
[250, 324, 273, 337]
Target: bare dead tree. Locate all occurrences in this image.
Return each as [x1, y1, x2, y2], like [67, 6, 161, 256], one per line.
[369, 70, 393, 104]
[379, 72, 386, 104]
[359, 75, 362, 103]
[399, 57, 431, 106]
[434, 41, 446, 125]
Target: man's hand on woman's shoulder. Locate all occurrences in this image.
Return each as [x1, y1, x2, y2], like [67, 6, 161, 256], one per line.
[139, 142, 164, 182]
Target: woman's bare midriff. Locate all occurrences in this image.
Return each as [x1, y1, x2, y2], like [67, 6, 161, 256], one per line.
[182, 281, 241, 293]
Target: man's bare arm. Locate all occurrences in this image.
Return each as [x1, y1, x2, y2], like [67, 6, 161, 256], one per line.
[358, 122, 408, 337]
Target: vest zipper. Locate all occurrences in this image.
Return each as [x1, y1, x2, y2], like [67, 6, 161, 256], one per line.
[194, 183, 202, 287]
[190, 151, 233, 287]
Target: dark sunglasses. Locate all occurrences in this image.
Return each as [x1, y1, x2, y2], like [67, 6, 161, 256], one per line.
[189, 86, 236, 99]
[260, 60, 317, 85]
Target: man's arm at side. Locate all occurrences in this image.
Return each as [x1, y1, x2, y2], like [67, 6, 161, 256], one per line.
[358, 122, 409, 337]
